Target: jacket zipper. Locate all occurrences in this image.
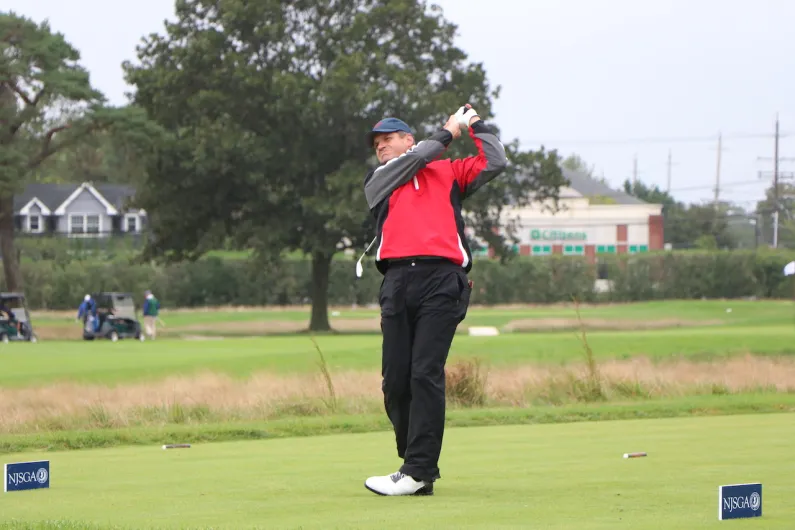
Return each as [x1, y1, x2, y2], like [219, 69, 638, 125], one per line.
[413, 176, 419, 190]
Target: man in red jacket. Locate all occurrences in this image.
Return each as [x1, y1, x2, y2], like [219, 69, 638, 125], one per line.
[361, 105, 508, 496]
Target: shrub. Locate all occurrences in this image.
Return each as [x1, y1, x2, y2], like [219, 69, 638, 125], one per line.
[1, 249, 794, 309]
[445, 359, 488, 407]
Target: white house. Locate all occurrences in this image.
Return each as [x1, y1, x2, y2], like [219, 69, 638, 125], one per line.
[13, 182, 146, 237]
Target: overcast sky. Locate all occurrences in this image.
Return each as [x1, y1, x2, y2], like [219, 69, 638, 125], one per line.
[7, 0, 795, 212]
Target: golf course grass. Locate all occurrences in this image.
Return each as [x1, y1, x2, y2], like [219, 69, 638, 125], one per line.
[0, 413, 792, 529]
[28, 298, 795, 330]
[1, 324, 794, 386]
[0, 300, 792, 527]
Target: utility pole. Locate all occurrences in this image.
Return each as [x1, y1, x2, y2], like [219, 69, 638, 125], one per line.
[774, 114, 780, 247]
[714, 133, 722, 207]
[632, 154, 638, 186]
[756, 114, 795, 248]
[666, 149, 672, 193]
[774, 114, 780, 206]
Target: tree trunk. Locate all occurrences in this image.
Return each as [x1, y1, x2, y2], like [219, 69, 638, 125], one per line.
[0, 195, 22, 292]
[309, 250, 332, 332]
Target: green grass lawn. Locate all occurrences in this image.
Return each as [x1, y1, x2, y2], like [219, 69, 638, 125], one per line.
[1, 323, 793, 386]
[0, 412, 791, 529]
[30, 299, 795, 329]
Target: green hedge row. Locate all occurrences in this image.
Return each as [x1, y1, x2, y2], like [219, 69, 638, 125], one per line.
[2, 250, 794, 310]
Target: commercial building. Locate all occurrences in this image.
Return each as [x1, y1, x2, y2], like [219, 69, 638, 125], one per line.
[472, 168, 665, 262]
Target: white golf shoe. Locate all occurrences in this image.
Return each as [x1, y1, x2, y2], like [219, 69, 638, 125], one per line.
[364, 471, 434, 496]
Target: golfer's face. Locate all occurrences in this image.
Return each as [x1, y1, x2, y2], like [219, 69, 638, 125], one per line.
[374, 133, 413, 164]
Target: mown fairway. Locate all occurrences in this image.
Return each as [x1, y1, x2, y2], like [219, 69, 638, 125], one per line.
[0, 325, 792, 386]
[29, 299, 795, 329]
[0, 323, 793, 387]
[0, 413, 792, 529]
[0, 300, 793, 385]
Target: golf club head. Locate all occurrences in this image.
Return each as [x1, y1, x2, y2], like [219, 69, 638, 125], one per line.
[355, 236, 377, 279]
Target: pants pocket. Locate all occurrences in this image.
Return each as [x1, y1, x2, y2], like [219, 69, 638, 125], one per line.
[379, 272, 405, 317]
[455, 271, 472, 323]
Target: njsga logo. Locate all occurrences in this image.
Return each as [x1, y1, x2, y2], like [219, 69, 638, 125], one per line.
[724, 492, 761, 512]
[8, 467, 48, 486]
[750, 492, 761, 511]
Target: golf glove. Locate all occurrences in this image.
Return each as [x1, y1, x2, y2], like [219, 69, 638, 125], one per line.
[455, 104, 479, 128]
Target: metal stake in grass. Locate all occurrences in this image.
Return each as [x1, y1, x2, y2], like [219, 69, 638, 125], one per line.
[162, 444, 191, 450]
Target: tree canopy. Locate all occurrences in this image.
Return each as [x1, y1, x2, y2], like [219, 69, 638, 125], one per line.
[0, 11, 159, 290]
[123, 0, 566, 330]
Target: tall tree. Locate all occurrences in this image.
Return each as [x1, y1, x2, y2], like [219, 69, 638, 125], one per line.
[622, 179, 676, 208]
[124, 0, 565, 330]
[561, 153, 595, 178]
[0, 11, 158, 290]
[623, 179, 742, 249]
[32, 130, 150, 185]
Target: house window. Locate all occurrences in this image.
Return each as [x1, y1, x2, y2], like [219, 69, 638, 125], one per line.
[563, 245, 585, 256]
[125, 215, 139, 233]
[628, 245, 649, 254]
[70, 215, 84, 234]
[28, 215, 41, 233]
[532, 245, 552, 256]
[596, 245, 616, 254]
[86, 215, 100, 234]
[69, 214, 101, 235]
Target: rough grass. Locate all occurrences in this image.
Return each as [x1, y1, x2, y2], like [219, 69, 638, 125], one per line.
[2, 355, 795, 434]
[2, 394, 795, 455]
[0, 523, 124, 530]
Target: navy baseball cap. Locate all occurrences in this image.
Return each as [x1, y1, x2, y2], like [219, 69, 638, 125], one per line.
[366, 117, 413, 147]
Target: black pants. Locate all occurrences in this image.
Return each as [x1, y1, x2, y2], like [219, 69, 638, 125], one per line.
[378, 258, 472, 482]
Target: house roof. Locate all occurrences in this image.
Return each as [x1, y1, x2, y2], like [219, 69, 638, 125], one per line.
[13, 182, 137, 215]
[561, 168, 647, 205]
[515, 167, 651, 206]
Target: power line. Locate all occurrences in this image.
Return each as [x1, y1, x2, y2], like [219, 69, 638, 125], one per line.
[526, 132, 792, 146]
[589, 179, 764, 197]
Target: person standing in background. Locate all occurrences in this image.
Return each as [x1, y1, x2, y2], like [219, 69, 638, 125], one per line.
[77, 294, 98, 332]
[143, 290, 160, 340]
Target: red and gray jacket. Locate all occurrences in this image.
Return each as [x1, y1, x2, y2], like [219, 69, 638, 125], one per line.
[363, 121, 508, 275]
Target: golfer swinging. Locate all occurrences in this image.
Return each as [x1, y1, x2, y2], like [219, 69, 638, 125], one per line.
[362, 104, 508, 496]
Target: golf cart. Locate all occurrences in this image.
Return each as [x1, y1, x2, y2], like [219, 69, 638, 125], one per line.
[0, 292, 38, 344]
[82, 292, 145, 342]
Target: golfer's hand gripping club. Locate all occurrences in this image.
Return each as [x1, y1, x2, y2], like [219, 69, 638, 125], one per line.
[454, 104, 479, 129]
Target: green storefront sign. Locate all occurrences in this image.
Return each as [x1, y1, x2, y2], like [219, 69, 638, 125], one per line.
[530, 229, 587, 241]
